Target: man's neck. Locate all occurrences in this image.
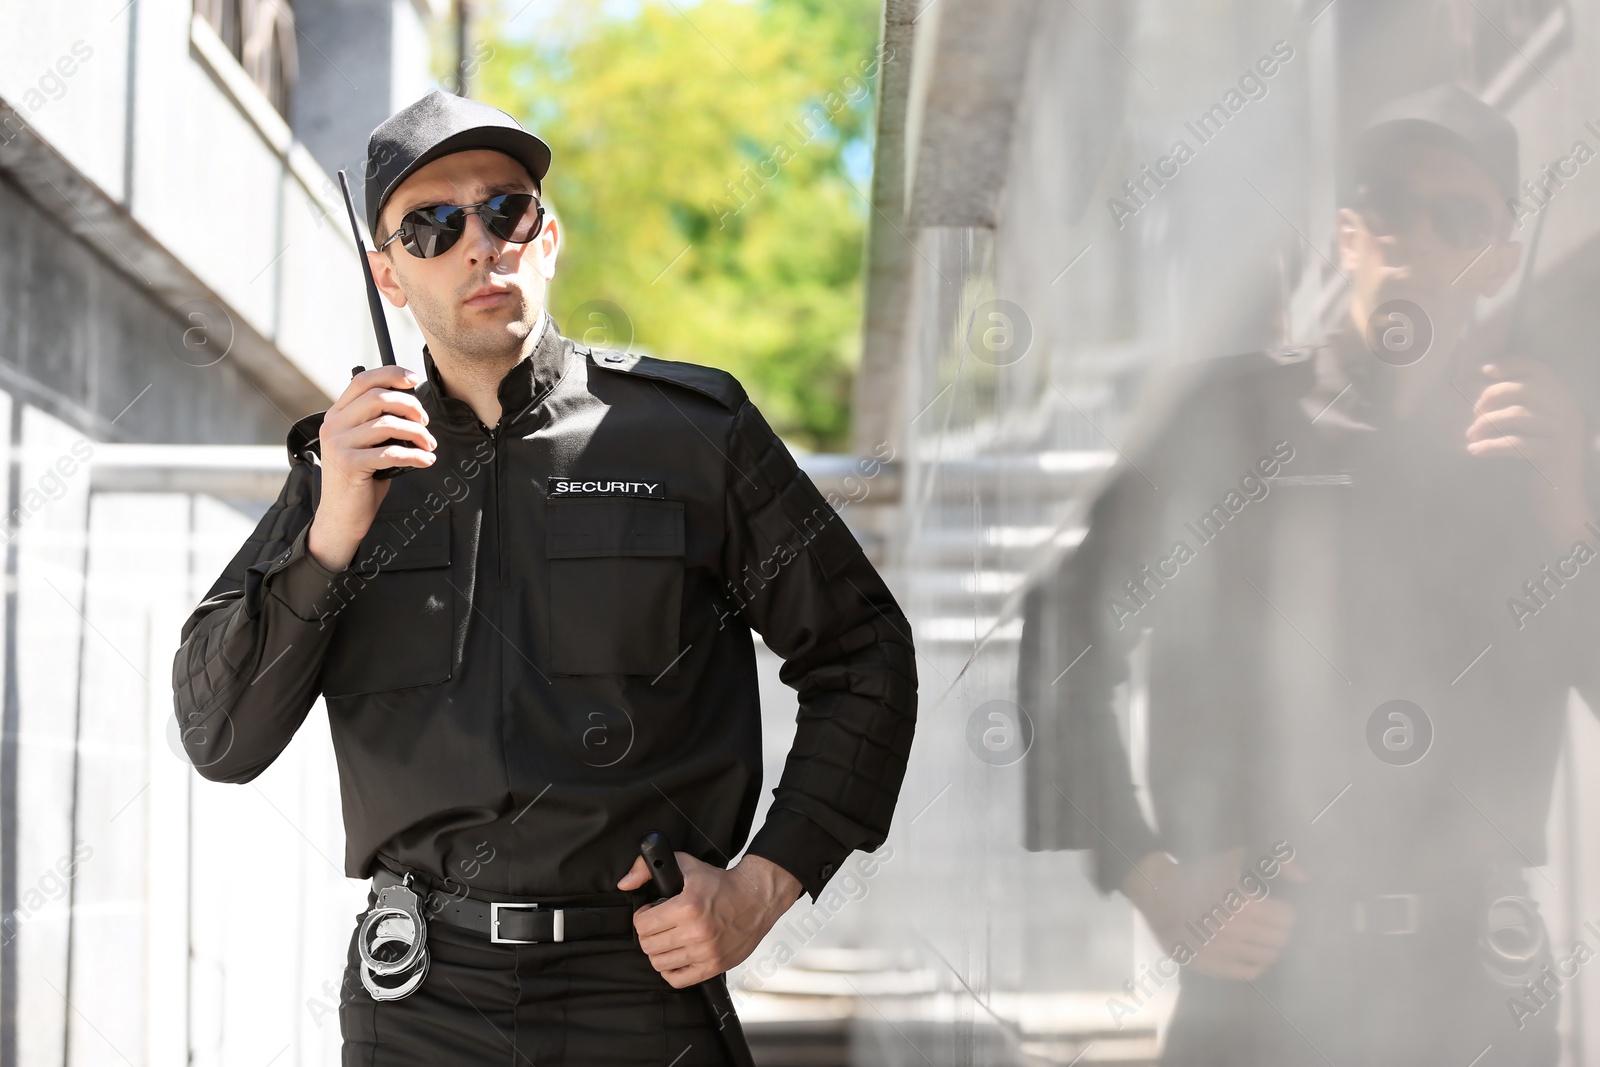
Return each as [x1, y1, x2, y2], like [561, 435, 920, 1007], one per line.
[1340, 303, 1463, 420]
[431, 308, 547, 430]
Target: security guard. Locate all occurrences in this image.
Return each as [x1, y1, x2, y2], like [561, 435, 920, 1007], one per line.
[1022, 85, 1600, 1065]
[170, 91, 918, 1065]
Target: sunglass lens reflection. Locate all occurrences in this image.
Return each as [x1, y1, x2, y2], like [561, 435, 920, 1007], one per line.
[399, 195, 541, 258]
[484, 195, 541, 243]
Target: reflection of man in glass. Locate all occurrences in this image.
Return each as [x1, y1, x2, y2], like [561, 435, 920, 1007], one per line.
[1024, 84, 1599, 1065]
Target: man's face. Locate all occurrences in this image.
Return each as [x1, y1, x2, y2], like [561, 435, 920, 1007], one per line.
[1337, 138, 1521, 343]
[369, 148, 560, 364]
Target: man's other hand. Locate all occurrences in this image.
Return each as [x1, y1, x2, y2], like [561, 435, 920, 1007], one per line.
[618, 852, 802, 988]
[1466, 359, 1589, 543]
[1120, 847, 1309, 981]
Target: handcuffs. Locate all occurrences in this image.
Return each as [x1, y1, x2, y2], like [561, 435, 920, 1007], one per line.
[358, 872, 430, 1001]
[1479, 892, 1548, 988]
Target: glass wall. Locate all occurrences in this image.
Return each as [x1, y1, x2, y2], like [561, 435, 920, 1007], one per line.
[835, 0, 1600, 1063]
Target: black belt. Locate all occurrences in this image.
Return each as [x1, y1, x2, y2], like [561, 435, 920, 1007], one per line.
[1351, 892, 1421, 935]
[372, 866, 637, 945]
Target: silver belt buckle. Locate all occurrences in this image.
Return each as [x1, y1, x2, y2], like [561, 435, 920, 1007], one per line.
[1353, 892, 1419, 935]
[490, 901, 565, 944]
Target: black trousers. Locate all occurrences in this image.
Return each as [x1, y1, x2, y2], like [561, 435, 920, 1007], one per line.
[339, 888, 736, 1066]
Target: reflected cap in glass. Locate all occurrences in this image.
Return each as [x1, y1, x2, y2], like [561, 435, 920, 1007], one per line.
[1349, 83, 1519, 205]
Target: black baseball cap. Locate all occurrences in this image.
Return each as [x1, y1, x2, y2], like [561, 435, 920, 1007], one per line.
[365, 90, 552, 237]
[1348, 83, 1519, 206]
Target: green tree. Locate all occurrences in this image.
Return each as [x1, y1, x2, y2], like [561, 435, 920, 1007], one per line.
[470, 0, 882, 450]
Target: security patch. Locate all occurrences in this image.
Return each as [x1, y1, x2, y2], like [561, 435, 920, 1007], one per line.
[549, 478, 666, 498]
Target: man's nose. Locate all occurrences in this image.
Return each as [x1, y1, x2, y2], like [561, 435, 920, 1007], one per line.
[1373, 229, 1412, 270]
[460, 211, 502, 265]
[1378, 225, 1449, 276]
[1390, 215, 1470, 277]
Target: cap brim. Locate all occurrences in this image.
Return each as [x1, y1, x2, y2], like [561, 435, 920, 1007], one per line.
[371, 125, 551, 235]
[1352, 119, 1516, 203]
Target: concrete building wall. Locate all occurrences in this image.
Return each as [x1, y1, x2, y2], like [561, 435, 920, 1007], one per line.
[0, 0, 444, 1062]
[0, 172, 286, 444]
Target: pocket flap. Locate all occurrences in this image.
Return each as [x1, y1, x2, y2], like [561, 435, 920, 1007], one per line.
[353, 507, 451, 571]
[547, 498, 685, 558]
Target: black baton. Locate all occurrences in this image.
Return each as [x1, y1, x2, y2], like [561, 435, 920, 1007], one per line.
[335, 168, 412, 481]
[639, 831, 758, 1067]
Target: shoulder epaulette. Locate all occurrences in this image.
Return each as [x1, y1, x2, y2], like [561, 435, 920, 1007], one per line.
[1186, 343, 1321, 393]
[1143, 345, 1321, 434]
[286, 410, 326, 465]
[1266, 342, 1319, 366]
[1205, 343, 1316, 377]
[581, 345, 748, 413]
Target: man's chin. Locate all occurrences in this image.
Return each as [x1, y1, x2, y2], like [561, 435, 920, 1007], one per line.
[1372, 281, 1468, 327]
[1373, 277, 1432, 307]
[448, 316, 537, 360]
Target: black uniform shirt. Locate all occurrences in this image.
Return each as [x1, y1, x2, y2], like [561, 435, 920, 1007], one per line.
[171, 315, 918, 901]
[1022, 329, 1600, 893]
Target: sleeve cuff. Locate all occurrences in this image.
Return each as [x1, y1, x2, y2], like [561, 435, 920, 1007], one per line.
[1094, 822, 1164, 897]
[744, 807, 853, 903]
[263, 524, 348, 625]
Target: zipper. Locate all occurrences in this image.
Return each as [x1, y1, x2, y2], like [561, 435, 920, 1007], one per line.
[478, 418, 506, 584]
[483, 386, 545, 586]
[494, 420, 508, 584]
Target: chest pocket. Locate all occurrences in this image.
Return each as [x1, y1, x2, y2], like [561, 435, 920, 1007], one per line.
[546, 497, 685, 676]
[319, 507, 454, 698]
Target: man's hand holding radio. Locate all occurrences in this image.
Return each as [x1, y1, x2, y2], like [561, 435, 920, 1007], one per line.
[308, 365, 437, 572]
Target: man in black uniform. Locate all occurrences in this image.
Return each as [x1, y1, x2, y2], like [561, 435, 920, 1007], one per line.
[170, 91, 917, 1065]
[1023, 85, 1599, 1065]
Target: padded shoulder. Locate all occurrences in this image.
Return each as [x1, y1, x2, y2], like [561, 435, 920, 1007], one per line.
[286, 410, 326, 464]
[1200, 342, 1318, 383]
[582, 345, 748, 413]
[1157, 342, 1321, 410]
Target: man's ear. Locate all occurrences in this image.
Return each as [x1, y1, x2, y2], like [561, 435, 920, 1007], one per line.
[532, 210, 561, 282]
[1474, 239, 1522, 299]
[367, 248, 408, 309]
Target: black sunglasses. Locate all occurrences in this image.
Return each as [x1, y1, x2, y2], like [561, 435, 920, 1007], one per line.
[379, 192, 545, 258]
[1354, 181, 1504, 249]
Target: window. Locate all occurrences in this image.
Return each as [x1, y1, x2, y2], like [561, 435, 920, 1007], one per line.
[1444, 0, 1569, 94]
[194, 0, 298, 117]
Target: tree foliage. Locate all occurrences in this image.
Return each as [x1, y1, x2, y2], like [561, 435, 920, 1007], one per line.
[471, 0, 882, 450]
